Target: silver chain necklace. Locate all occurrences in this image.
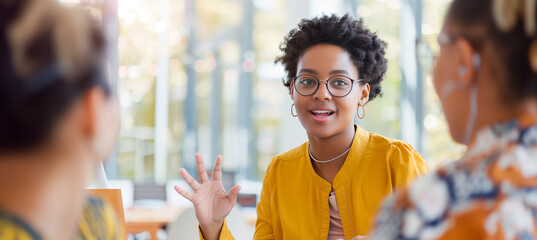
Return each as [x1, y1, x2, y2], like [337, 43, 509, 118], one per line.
[308, 145, 352, 163]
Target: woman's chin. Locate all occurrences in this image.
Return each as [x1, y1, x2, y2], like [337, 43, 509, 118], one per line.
[303, 125, 341, 139]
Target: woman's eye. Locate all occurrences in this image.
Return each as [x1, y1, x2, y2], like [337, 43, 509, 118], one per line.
[300, 79, 315, 85]
[333, 79, 348, 86]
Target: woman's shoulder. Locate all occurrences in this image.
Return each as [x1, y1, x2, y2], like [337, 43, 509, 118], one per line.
[272, 141, 309, 162]
[0, 197, 122, 240]
[364, 131, 428, 174]
[366, 131, 418, 154]
[262, 142, 309, 176]
[0, 211, 42, 240]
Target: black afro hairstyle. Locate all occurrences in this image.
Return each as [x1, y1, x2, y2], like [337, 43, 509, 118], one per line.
[275, 14, 388, 101]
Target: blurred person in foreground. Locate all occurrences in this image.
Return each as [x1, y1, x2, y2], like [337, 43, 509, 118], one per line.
[0, 0, 122, 239]
[369, 0, 537, 239]
[174, 14, 429, 240]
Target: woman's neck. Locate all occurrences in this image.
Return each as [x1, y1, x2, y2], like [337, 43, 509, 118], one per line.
[308, 124, 356, 184]
[308, 124, 355, 158]
[469, 98, 537, 146]
[0, 148, 94, 240]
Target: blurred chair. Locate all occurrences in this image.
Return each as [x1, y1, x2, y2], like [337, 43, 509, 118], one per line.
[166, 206, 254, 240]
[165, 207, 198, 239]
[236, 180, 262, 206]
[237, 194, 257, 207]
[134, 182, 166, 201]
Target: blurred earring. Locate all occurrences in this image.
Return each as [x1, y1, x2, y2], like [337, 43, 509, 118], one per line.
[291, 103, 298, 117]
[357, 105, 365, 119]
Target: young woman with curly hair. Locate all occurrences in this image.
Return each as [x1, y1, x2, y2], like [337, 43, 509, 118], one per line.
[175, 14, 429, 240]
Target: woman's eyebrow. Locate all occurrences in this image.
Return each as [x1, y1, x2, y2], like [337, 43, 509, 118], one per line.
[298, 68, 318, 75]
[329, 70, 350, 75]
[298, 69, 351, 75]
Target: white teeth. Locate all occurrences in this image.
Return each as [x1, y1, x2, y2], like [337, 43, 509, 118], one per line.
[312, 110, 332, 114]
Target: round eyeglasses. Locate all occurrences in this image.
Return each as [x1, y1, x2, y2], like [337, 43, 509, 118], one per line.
[293, 75, 363, 97]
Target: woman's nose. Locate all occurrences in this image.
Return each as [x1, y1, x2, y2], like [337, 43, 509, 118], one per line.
[313, 81, 332, 101]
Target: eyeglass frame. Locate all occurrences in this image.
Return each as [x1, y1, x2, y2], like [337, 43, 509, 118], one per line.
[416, 32, 482, 73]
[292, 74, 364, 98]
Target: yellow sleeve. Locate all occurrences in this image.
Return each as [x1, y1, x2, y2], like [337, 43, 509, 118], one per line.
[0, 217, 40, 240]
[198, 220, 235, 240]
[101, 200, 125, 240]
[387, 142, 429, 189]
[78, 197, 124, 240]
[252, 158, 276, 239]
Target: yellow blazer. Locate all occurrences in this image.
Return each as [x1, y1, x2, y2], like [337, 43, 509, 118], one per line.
[209, 125, 429, 240]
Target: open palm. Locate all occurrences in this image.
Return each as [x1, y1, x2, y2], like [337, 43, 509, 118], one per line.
[174, 154, 241, 230]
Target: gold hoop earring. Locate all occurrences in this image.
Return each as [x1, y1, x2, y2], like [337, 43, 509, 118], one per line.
[291, 103, 298, 117]
[357, 105, 365, 119]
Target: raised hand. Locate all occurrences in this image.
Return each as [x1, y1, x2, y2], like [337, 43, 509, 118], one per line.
[174, 153, 241, 240]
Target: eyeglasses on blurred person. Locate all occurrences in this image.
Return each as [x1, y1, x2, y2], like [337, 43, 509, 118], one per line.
[370, 0, 537, 239]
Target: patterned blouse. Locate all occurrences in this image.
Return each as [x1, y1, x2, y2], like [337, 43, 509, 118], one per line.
[0, 196, 122, 240]
[370, 119, 537, 239]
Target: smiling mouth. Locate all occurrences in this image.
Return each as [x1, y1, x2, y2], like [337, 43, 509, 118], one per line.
[310, 110, 335, 117]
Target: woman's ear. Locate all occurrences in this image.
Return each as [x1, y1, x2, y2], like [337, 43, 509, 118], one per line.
[455, 38, 479, 85]
[82, 87, 101, 139]
[290, 80, 295, 100]
[82, 86, 118, 160]
[359, 83, 370, 105]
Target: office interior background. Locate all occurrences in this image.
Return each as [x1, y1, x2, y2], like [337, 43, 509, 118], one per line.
[59, 0, 459, 237]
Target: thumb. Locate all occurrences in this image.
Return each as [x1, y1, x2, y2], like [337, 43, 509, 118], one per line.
[227, 185, 241, 205]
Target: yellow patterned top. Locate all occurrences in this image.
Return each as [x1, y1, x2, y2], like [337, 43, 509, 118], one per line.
[0, 196, 123, 240]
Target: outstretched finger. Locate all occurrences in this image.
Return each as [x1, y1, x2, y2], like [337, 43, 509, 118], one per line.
[212, 155, 223, 181]
[195, 153, 210, 183]
[174, 185, 194, 201]
[227, 185, 241, 206]
[180, 168, 200, 191]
